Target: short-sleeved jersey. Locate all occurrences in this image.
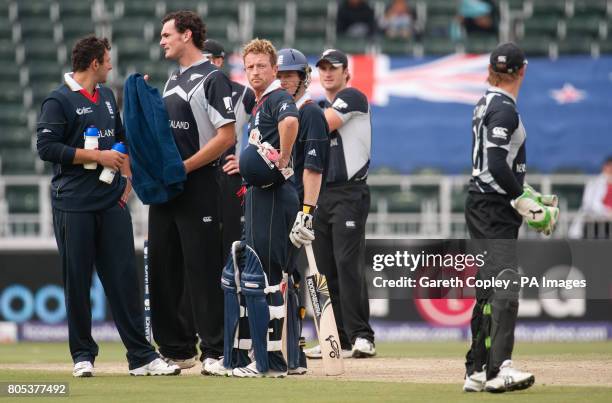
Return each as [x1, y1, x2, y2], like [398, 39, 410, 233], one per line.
[162, 59, 236, 161]
[469, 87, 526, 194]
[320, 87, 371, 184]
[291, 93, 329, 200]
[36, 73, 126, 212]
[245, 81, 298, 149]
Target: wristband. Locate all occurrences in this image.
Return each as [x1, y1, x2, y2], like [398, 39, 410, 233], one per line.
[302, 204, 315, 214]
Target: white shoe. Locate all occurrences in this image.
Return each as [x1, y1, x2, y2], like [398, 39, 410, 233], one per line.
[288, 366, 307, 375]
[484, 360, 535, 393]
[304, 344, 352, 359]
[202, 357, 231, 376]
[161, 354, 198, 369]
[232, 361, 287, 378]
[352, 337, 376, 358]
[129, 357, 181, 376]
[73, 361, 94, 377]
[463, 371, 486, 392]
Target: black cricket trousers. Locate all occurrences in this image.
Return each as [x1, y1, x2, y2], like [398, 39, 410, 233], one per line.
[53, 204, 158, 369]
[148, 166, 224, 360]
[464, 192, 522, 380]
[312, 182, 374, 350]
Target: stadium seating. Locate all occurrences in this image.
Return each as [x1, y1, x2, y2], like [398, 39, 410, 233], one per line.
[0, 0, 610, 178]
[4, 185, 39, 214]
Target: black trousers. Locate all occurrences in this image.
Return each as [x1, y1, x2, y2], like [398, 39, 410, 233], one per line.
[176, 170, 245, 359]
[464, 192, 522, 380]
[148, 166, 224, 360]
[219, 172, 244, 261]
[312, 182, 374, 349]
[53, 204, 157, 370]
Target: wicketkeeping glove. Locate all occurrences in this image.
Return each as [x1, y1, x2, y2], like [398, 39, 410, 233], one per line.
[511, 187, 560, 236]
[523, 183, 558, 208]
[289, 211, 315, 248]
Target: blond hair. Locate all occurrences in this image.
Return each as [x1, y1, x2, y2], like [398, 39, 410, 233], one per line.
[242, 38, 277, 66]
[486, 65, 520, 86]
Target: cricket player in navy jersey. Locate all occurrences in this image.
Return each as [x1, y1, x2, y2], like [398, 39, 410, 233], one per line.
[218, 38, 299, 378]
[462, 42, 558, 393]
[149, 11, 236, 375]
[276, 47, 330, 374]
[36, 35, 179, 377]
[305, 49, 375, 360]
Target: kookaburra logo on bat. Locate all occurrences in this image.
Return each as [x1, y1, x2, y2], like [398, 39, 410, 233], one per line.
[326, 335, 341, 359]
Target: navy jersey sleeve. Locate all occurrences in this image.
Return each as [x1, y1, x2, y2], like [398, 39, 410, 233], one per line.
[36, 97, 76, 164]
[272, 90, 298, 122]
[330, 87, 369, 123]
[484, 99, 518, 150]
[203, 71, 236, 129]
[300, 104, 329, 173]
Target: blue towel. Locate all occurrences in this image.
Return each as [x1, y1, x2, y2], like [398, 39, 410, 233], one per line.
[123, 73, 186, 204]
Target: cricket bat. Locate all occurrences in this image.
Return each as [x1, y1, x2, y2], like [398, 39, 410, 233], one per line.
[304, 244, 344, 376]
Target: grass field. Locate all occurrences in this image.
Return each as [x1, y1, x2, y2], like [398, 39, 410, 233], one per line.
[1, 342, 611, 402]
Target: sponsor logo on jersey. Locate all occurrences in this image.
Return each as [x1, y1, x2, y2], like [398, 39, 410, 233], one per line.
[105, 101, 114, 117]
[223, 96, 233, 113]
[280, 102, 289, 112]
[41, 128, 52, 133]
[491, 127, 508, 140]
[254, 111, 260, 126]
[330, 138, 339, 147]
[307, 148, 317, 157]
[345, 220, 356, 228]
[515, 163, 527, 173]
[189, 73, 204, 82]
[76, 107, 93, 115]
[170, 74, 178, 81]
[170, 120, 190, 130]
[332, 98, 348, 110]
[202, 216, 213, 223]
[99, 129, 115, 138]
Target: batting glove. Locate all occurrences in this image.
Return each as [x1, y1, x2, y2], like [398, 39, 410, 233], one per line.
[511, 189, 559, 235]
[289, 211, 315, 248]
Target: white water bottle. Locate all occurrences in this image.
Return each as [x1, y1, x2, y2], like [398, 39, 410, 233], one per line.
[99, 142, 128, 184]
[83, 127, 99, 170]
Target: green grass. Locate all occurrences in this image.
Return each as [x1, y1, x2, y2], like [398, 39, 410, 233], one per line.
[1, 342, 611, 402]
[0, 371, 611, 403]
[2, 341, 612, 364]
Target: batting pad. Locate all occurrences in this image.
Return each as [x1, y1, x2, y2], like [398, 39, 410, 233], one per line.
[221, 241, 241, 370]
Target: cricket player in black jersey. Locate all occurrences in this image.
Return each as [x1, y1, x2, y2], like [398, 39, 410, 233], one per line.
[277, 47, 330, 374]
[226, 38, 299, 378]
[170, 39, 256, 375]
[148, 11, 236, 375]
[463, 42, 558, 393]
[36, 36, 179, 377]
[305, 49, 375, 360]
